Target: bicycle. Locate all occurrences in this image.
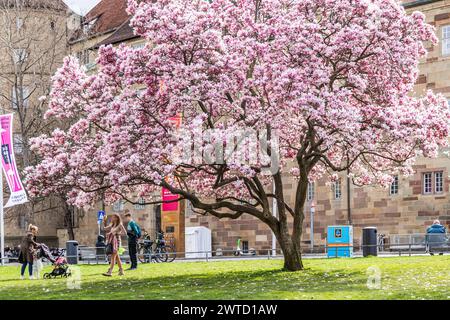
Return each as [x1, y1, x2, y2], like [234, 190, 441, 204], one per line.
[137, 238, 160, 263]
[137, 232, 176, 263]
[155, 232, 176, 262]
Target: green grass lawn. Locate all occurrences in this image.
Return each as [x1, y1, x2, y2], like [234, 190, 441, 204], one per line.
[0, 256, 449, 300]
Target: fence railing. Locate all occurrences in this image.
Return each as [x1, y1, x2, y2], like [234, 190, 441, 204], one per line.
[1, 233, 448, 264]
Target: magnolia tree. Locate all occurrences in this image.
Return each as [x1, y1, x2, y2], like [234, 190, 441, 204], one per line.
[26, 0, 449, 271]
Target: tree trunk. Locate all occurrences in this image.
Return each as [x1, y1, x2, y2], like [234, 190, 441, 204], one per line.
[276, 227, 304, 271]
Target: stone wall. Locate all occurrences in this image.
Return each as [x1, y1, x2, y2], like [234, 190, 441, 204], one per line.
[186, 213, 274, 254]
[57, 203, 159, 248]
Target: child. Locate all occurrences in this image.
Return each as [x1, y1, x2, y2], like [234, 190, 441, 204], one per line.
[32, 249, 43, 279]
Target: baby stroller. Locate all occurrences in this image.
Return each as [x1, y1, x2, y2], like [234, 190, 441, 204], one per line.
[40, 245, 72, 279]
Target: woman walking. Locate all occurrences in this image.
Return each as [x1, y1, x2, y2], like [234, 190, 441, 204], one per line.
[19, 224, 40, 280]
[103, 213, 127, 276]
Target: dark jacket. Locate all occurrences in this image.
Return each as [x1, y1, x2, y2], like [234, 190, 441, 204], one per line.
[20, 232, 39, 263]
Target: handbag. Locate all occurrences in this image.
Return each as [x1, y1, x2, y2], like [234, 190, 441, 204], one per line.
[105, 243, 113, 255]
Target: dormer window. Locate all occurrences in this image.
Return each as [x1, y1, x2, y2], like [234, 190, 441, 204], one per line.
[83, 17, 98, 34]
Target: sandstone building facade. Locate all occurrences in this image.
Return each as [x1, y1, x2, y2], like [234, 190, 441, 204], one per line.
[3, 0, 450, 253]
[0, 0, 72, 247]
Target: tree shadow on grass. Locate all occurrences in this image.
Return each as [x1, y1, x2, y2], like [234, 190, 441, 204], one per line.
[0, 267, 372, 300]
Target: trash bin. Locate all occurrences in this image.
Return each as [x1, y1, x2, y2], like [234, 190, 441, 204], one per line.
[96, 235, 106, 261]
[362, 227, 377, 257]
[66, 240, 79, 264]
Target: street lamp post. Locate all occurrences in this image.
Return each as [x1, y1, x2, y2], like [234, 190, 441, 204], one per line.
[310, 202, 315, 253]
[272, 183, 277, 256]
[347, 169, 352, 225]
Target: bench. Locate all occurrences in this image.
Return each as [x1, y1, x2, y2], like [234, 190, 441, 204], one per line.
[389, 234, 449, 253]
[77, 246, 131, 264]
[426, 233, 449, 253]
[389, 234, 426, 252]
[78, 246, 100, 263]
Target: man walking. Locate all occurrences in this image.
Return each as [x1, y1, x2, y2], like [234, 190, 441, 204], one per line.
[124, 211, 141, 270]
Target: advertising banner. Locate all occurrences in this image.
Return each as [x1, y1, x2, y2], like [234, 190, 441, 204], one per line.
[162, 187, 179, 211]
[0, 114, 28, 208]
[161, 114, 182, 212]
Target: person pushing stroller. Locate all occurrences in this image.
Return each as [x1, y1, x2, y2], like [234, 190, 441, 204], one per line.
[19, 224, 40, 280]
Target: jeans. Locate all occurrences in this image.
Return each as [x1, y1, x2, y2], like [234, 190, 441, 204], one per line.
[128, 236, 138, 269]
[21, 262, 33, 276]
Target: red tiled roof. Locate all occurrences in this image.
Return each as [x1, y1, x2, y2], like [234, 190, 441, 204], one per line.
[85, 0, 130, 35]
[70, 0, 131, 42]
[95, 18, 139, 47]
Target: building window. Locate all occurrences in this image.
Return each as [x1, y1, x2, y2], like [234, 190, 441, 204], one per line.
[134, 198, 145, 210]
[307, 182, 314, 201]
[423, 171, 444, 194]
[13, 134, 23, 154]
[18, 213, 26, 229]
[390, 175, 399, 195]
[11, 86, 30, 109]
[16, 18, 24, 30]
[435, 171, 444, 193]
[112, 200, 124, 212]
[132, 42, 145, 50]
[76, 50, 90, 65]
[423, 173, 432, 194]
[13, 48, 28, 64]
[443, 26, 450, 55]
[333, 179, 342, 199]
[83, 18, 98, 34]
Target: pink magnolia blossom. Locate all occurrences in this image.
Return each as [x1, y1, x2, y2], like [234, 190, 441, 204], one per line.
[25, 0, 449, 270]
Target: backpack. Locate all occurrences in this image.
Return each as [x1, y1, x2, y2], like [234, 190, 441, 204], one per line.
[134, 222, 142, 238]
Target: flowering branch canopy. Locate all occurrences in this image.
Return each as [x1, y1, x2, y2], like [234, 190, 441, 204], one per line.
[26, 0, 449, 215]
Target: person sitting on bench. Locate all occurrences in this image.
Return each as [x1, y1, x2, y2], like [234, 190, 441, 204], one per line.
[426, 220, 447, 256]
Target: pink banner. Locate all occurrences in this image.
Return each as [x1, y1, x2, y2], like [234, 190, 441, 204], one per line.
[0, 114, 28, 208]
[161, 114, 182, 212]
[162, 187, 179, 211]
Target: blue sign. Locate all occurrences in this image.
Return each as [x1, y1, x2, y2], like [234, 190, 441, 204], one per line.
[327, 225, 353, 258]
[97, 210, 105, 224]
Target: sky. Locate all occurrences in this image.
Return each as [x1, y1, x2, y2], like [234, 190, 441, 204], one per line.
[64, 0, 101, 15]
